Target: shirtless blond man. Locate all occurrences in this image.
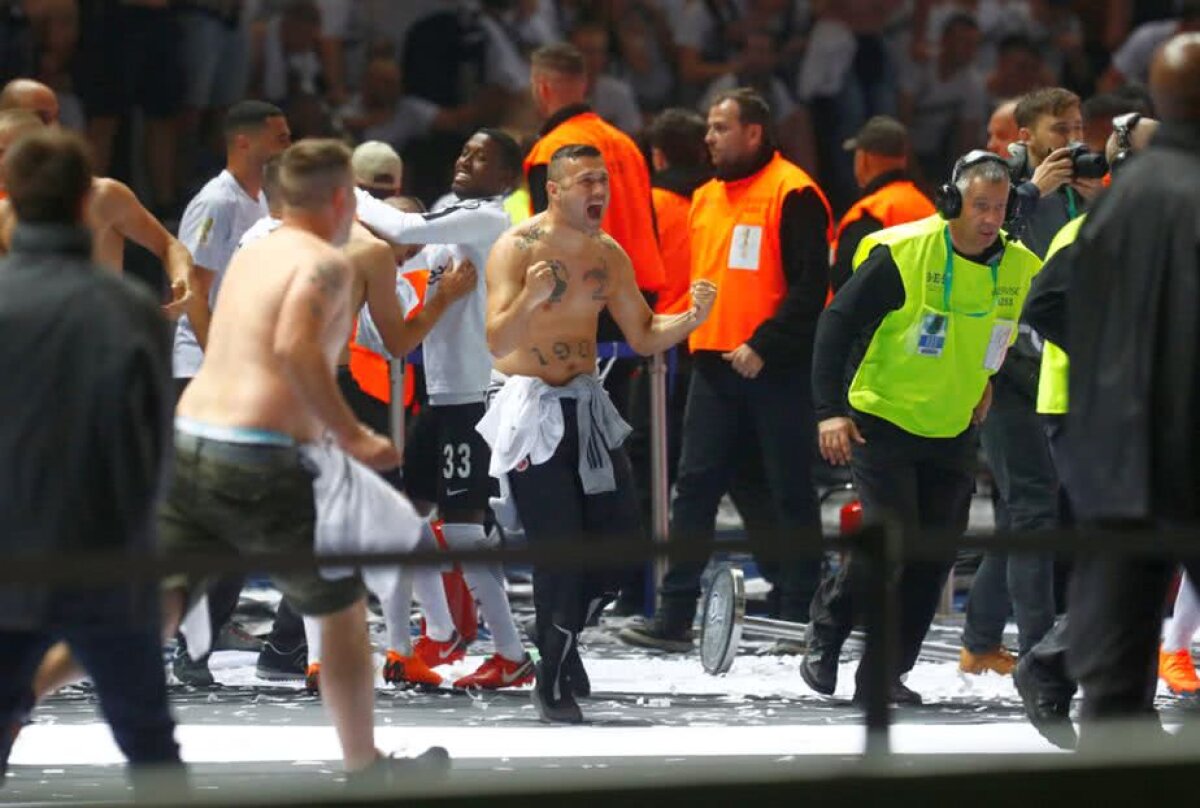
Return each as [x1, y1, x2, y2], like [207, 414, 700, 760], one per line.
[0, 79, 193, 317]
[480, 143, 716, 723]
[35, 140, 447, 779]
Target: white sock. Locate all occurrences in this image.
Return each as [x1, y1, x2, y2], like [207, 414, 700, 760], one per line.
[414, 568, 456, 643]
[384, 569, 414, 655]
[1164, 572, 1200, 652]
[303, 616, 322, 665]
[441, 522, 525, 662]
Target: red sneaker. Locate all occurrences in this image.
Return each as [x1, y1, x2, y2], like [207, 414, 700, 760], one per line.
[452, 654, 535, 690]
[383, 650, 443, 687]
[413, 631, 467, 669]
[304, 663, 321, 695]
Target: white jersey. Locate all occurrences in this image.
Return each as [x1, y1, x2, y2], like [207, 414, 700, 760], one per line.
[355, 189, 509, 404]
[237, 215, 282, 249]
[173, 170, 269, 378]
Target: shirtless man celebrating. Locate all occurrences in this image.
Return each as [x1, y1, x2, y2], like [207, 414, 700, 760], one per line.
[480, 144, 716, 723]
[0, 79, 194, 316]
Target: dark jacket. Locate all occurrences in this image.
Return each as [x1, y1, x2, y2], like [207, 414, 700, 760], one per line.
[0, 223, 173, 631]
[1060, 123, 1200, 523]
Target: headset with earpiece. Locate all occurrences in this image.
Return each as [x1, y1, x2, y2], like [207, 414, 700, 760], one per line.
[934, 149, 1018, 221]
[1109, 112, 1141, 176]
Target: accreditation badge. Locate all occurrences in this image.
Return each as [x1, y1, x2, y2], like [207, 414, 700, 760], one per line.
[983, 319, 1015, 371]
[728, 224, 763, 270]
[914, 312, 948, 357]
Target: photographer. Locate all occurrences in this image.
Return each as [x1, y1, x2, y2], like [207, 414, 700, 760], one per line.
[958, 87, 1099, 676]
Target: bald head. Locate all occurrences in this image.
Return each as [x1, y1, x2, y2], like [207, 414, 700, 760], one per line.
[986, 100, 1019, 156]
[1105, 116, 1161, 164]
[1150, 32, 1200, 123]
[0, 79, 59, 126]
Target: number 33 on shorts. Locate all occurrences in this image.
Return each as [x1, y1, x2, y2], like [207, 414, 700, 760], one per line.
[442, 443, 472, 479]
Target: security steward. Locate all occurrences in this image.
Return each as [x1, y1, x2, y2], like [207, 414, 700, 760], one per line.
[803, 150, 1042, 705]
[831, 116, 935, 292]
[621, 87, 833, 650]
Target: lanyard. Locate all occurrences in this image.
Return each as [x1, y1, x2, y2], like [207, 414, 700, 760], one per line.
[941, 227, 1000, 317]
[1065, 186, 1078, 220]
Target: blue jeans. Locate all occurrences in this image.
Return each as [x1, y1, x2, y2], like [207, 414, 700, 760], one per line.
[0, 626, 180, 774]
[962, 378, 1057, 654]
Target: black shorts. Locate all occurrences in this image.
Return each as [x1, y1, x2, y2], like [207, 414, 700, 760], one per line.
[337, 366, 402, 491]
[404, 402, 491, 511]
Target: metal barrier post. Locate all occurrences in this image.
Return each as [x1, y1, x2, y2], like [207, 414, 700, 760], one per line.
[388, 358, 406, 454]
[862, 521, 900, 758]
[649, 351, 671, 590]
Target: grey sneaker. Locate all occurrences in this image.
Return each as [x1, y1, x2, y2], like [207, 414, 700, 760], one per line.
[617, 615, 695, 653]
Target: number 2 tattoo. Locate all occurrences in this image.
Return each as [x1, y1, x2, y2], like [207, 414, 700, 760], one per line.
[583, 263, 609, 301]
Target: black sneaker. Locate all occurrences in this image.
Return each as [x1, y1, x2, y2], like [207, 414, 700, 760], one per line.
[1014, 654, 1076, 750]
[347, 748, 451, 789]
[852, 680, 923, 706]
[171, 645, 215, 687]
[564, 646, 591, 698]
[0, 687, 33, 778]
[530, 660, 584, 723]
[617, 615, 694, 653]
[256, 641, 307, 681]
[799, 627, 839, 695]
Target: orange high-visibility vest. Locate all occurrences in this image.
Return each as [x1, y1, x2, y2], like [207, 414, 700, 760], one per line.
[688, 152, 831, 353]
[524, 110, 666, 293]
[651, 186, 693, 315]
[348, 269, 430, 406]
[832, 179, 935, 261]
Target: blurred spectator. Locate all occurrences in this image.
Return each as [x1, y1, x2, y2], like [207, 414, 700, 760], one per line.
[571, 20, 642, 134]
[607, 0, 678, 113]
[314, 0, 369, 106]
[251, 0, 326, 105]
[477, 0, 533, 96]
[0, 0, 35, 84]
[900, 13, 987, 188]
[73, 0, 183, 217]
[1080, 90, 1152, 154]
[179, 0, 251, 190]
[1026, 0, 1089, 88]
[986, 34, 1053, 106]
[24, 0, 83, 131]
[700, 27, 814, 169]
[339, 54, 482, 153]
[674, 0, 745, 104]
[1098, 0, 1200, 90]
[916, 0, 1033, 71]
[986, 97, 1019, 155]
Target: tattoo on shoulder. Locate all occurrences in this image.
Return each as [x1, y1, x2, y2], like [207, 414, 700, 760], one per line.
[514, 224, 546, 250]
[309, 259, 345, 297]
[593, 232, 621, 252]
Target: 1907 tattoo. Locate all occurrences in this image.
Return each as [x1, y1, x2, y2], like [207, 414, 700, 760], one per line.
[530, 339, 594, 366]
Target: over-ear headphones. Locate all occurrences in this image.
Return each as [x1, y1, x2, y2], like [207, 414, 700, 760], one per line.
[1109, 112, 1141, 176]
[935, 149, 1017, 221]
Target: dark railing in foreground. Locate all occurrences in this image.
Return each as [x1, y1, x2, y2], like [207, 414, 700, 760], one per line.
[9, 521, 1200, 759]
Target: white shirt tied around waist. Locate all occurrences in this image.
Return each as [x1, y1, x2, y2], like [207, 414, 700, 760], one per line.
[476, 372, 632, 495]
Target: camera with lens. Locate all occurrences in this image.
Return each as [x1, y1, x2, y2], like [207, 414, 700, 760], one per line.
[1065, 142, 1108, 179]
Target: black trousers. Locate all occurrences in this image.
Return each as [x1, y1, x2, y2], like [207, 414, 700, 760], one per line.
[0, 626, 180, 774]
[508, 400, 642, 667]
[1067, 547, 1200, 725]
[660, 353, 822, 624]
[809, 414, 976, 690]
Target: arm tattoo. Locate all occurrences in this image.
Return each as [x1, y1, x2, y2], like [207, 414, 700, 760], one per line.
[547, 259, 569, 303]
[514, 224, 546, 250]
[583, 263, 609, 301]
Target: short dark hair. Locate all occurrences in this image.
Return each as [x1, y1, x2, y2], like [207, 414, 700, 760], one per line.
[547, 143, 602, 181]
[648, 108, 709, 170]
[941, 12, 979, 37]
[4, 129, 92, 224]
[1015, 87, 1081, 129]
[224, 100, 285, 139]
[478, 127, 523, 179]
[1081, 91, 1150, 124]
[710, 87, 775, 149]
[279, 138, 353, 209]
[996, 34, 1039, 59]
[531, 43, 586, 77]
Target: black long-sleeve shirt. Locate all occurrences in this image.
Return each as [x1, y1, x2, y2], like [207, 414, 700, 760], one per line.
[813, 236, 1004, 421]
[830, 170, 913, 292]
[1022, 238, 1072, 348]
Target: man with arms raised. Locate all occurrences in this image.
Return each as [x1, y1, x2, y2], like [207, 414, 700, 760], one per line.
[481, 144, 716, 723]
